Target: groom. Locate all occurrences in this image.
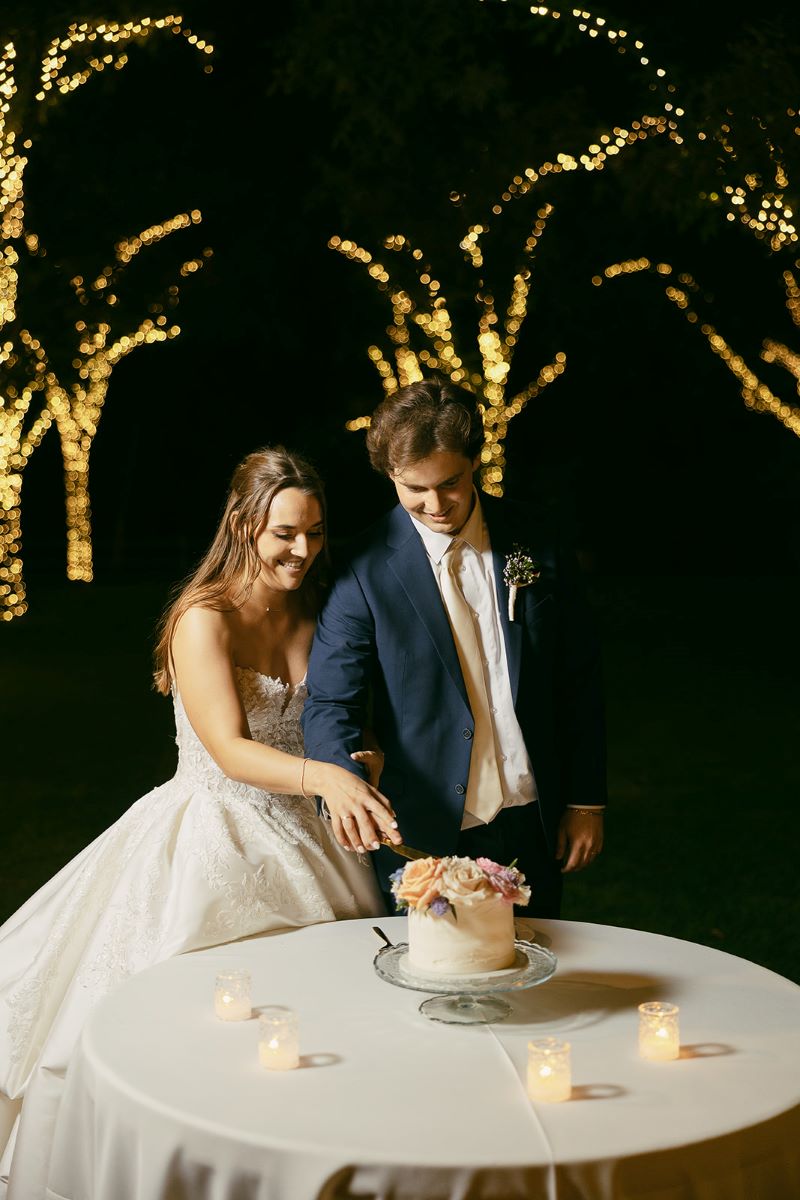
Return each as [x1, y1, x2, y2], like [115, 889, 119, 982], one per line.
[302, 376, 606, 916]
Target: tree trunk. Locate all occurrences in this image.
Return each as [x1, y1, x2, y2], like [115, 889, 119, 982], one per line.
[0, 470, 27, 619]
[62, 440, 94, 583]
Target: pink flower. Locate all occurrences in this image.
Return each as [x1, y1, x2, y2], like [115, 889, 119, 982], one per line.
[475, 857, 503, 875]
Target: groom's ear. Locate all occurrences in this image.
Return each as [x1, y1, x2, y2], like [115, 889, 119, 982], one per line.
[472, 454, 482, 474]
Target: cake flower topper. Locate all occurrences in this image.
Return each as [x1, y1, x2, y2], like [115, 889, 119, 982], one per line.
[390, 855, 530, 918]
[503, 544, 541, 621]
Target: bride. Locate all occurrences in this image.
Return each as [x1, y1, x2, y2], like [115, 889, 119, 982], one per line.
[0, 445, 400, 1199]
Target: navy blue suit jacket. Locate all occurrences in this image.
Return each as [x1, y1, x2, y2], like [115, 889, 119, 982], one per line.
[302, 496, 606, 891]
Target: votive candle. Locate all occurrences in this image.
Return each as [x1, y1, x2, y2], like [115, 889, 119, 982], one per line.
[214, 970, 251, 1021]
[527, 1037, 572, 1102]
[259, 1006, 299, 1070]
[638, 1001, 680, 1061]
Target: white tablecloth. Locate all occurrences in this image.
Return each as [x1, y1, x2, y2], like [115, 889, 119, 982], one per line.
[46, 917, 800, 1200]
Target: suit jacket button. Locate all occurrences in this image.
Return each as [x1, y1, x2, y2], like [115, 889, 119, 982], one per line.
[455, 784, 465, 795]
[462, 728, 473, 740]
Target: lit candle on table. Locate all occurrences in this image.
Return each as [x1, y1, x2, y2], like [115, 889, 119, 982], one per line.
[638, 1001, 680, 1061]
[214, 970, 251, 1021]
[527, 1038, 571, 1102]
[259, 1007, 299, 1070]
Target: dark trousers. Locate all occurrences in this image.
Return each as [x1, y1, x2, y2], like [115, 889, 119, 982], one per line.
[382, 803, 563, 919]
[457, 803, 563, 919]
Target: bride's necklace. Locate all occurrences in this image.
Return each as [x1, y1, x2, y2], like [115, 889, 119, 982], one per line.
[251, 589, 289, 616]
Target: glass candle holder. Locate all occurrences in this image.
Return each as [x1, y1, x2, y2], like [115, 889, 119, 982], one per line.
[638, 1001, 680, 1061]
[259, 1006, 300, 1070]
[527, 1037, 572, 1102]
[214, 970, 252, 1021]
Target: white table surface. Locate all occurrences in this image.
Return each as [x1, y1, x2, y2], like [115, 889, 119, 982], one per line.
[46, 916, 800, 1200]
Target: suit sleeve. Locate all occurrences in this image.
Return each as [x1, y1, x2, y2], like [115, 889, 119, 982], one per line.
[302, 564, 375, 780]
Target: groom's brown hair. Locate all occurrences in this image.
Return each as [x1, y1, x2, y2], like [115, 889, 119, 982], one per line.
[365, 375, 484, 476]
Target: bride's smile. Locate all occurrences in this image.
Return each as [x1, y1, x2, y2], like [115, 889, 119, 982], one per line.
[254, 486, 325, 595]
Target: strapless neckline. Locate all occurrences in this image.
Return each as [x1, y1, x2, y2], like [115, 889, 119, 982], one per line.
[234, 665, 307, 691]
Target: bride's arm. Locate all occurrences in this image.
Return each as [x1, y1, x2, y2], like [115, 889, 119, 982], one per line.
[171, 608, 401, 853]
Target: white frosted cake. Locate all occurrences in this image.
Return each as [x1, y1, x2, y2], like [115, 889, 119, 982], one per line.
[408, 895, 515, 975]
[390, 854, 531, 977]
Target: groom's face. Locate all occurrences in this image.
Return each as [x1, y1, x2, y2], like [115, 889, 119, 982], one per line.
[390, 450, 479, 535]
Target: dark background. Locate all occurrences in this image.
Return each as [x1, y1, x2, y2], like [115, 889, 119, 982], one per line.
[9, 0, 800, 577]
[2, 1, 799, 979]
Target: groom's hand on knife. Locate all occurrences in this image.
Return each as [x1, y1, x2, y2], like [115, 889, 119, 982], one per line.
[350, 748, 384, 789]
[303, 759, 403, 854]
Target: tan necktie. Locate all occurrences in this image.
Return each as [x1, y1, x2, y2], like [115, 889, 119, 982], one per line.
[439, 539, 506, 824]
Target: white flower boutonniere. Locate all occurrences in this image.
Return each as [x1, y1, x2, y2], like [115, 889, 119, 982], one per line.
[503, 544, 541, 621]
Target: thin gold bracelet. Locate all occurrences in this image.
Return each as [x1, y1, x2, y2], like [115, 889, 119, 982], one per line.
[569, 808, 605, 816]
[300, 757, 310, 798]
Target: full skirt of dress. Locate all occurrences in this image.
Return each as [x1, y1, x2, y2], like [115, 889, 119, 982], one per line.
[0, 671, 384, 1199]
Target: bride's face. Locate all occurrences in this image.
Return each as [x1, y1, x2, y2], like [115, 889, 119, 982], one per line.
[254, 487, 325, 594]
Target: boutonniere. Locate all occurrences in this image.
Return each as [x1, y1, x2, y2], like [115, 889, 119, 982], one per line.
[503, 544, 541, 621]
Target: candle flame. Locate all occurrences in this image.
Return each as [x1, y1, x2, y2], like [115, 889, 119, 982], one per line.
[268, 1037, 279, 1050]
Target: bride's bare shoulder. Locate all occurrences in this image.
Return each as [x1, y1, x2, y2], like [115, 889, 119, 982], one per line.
[173, 604, 234, 654]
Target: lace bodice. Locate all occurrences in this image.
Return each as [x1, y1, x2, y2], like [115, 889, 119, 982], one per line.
[173, 668, 307, 796]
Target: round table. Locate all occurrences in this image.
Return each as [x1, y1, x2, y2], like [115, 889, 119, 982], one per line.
[47, 916, 800, 1200]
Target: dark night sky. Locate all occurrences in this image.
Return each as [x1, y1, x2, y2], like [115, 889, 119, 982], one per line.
[8, 0, 800, 585]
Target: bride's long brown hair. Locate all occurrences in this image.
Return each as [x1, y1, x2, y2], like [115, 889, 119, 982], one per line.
[153, 445, 328, 695]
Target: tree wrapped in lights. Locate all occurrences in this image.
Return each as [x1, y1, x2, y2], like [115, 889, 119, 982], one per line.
[330, 226, 567, 495]
[0, 16, 212, 620]
[597, 107, 800, 439]
[330, 4, 683, 495]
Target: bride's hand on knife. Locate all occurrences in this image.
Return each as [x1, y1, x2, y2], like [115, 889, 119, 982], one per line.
[304, 760, 403, 854]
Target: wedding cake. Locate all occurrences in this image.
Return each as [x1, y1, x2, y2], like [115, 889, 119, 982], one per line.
[390, 854, 531, 976]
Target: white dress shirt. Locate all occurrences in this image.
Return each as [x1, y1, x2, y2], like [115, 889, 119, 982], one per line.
[409, 496, 538, 829]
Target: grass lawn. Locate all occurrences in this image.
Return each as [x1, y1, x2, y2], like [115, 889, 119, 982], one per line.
[563, 575, 800, 984]
[2, 572, 798, 983]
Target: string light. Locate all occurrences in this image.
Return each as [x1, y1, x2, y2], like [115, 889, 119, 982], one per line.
[333, 4, 680, 495]
[0, 18, 212, 619]
[594, 261, 800, 437]
[596, 106, 800, 439]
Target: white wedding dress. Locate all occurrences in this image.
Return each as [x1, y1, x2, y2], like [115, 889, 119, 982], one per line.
[0, 669, 383, 1199]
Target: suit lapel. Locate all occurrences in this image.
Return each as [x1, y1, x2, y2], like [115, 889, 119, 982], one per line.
[483, 499, 523, 704]
[385, 507, 470, 710]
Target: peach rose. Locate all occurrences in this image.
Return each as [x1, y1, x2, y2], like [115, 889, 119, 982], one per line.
[394, 857, 445, 910]
[439, 856, 496, 906]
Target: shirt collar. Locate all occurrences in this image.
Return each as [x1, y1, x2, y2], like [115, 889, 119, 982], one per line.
[409, 490, 486, 564]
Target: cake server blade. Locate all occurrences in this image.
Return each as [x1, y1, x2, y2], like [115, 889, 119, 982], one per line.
[378, 834, 430, 861]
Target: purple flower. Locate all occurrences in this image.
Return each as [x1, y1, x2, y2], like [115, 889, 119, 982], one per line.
[480, 862, 530, 904]
[498, 867, 523, 885]
[428, 896, 452, 917]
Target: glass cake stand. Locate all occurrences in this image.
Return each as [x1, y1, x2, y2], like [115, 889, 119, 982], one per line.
[373, 940, 558, 1024]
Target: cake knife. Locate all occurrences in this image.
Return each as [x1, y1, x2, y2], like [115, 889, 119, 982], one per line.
[377, 833, 430, 861]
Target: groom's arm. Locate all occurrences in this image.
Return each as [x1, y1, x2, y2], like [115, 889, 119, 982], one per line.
[302, 564, 375, 781]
